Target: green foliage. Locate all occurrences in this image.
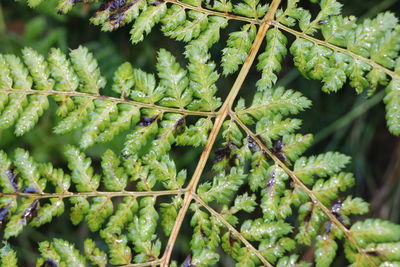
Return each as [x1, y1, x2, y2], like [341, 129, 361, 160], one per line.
[84, 239, 108, 267]
[222, 24, 256, 75]
[233, 0, 269, 18]
[3, 0, 400, 266]
[235, 86, 312, 124]
[186, 48, 222, 111]
[294, 152, 351, 185]
[345, 219, 400, 266]
[0, 243, 17, 267]
[277, 1, 400, 134]
[0, 46, 217, 152]
[257, 28, 288, 89]
[37, 239, 86, 267]
[157, 49, 191, 108]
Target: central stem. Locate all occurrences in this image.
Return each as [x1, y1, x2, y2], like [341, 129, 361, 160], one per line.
[160, 0, 282, 265]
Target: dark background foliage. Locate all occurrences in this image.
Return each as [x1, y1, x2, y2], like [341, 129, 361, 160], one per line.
[1, 0, 400, 265]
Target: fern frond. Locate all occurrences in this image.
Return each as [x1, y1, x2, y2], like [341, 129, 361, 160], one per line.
[222, 24, 256, 76]
[198, 167, 246, 204]
[19, 0, 400, 136]
[37, 239, 86, 267]
[84, 239, 108, 267]
[0, 146, 186, 264]
[233, 0, 268, 19]
[0, 47, 215, 151]
[0, 243, 17, 267]
[175, 117, 213, 147]
[157, 49, 192, 108]
[4, 1, 400, 266]
[186, 48, 221, 111]
[345, 219, 400, 266]
[257, 27, 288, 89]
[273, 0, 400, 134]
[130, 3, 167, 44]
[235, 86, 312, 124]
[294, 152, 351, 185]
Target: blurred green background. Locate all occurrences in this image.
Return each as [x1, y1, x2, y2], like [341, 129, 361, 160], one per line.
[1, 0, 400, 265]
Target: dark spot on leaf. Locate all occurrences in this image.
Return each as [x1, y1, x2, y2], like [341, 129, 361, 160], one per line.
[255, 135, 266, 147]
[213, 146, 231, 163]
[95, 0, 143, 30]
[247, 136, 259, 152]
[41, 259, 58, 267]
[0, 205, 10, 226]
[228, 153, 238, 167]
[22, 199, 39, 225]
[182, 254, 193, 267]
[200, 229, 207, 239]
[304, 207, 312, 224]
[366, 251, 380, 256]
[273, 139, 287, 162]
[174, 116, 186, 130]
[150, 0, 165, 6]
[213, 141, 238, 163]
[324, 221, 332, 234]
[318, 19, 328, 25]
[23, 187, 38, 194]
[331, 200, 346, 224]
[266, 171, 276, 188]
[138, 116, 157, 127]
[110, 0, 127, 11]
[56, 0, 82, 14]
[229, 232, 237, 246]
[6, 168, 18, 192]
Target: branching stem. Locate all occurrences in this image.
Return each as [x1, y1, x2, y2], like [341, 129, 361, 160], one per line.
[120, 259, 163, 266]
[1, 88, 216, 117]
[193, 194, 272, 266]
[160, 1, 282, 266]
[0, 189, 186, 199]
[273, 21, 400, 81]
[3, 1, 391, 266]
[165, 0, 260, 24]
[231, 113, 378, 267]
